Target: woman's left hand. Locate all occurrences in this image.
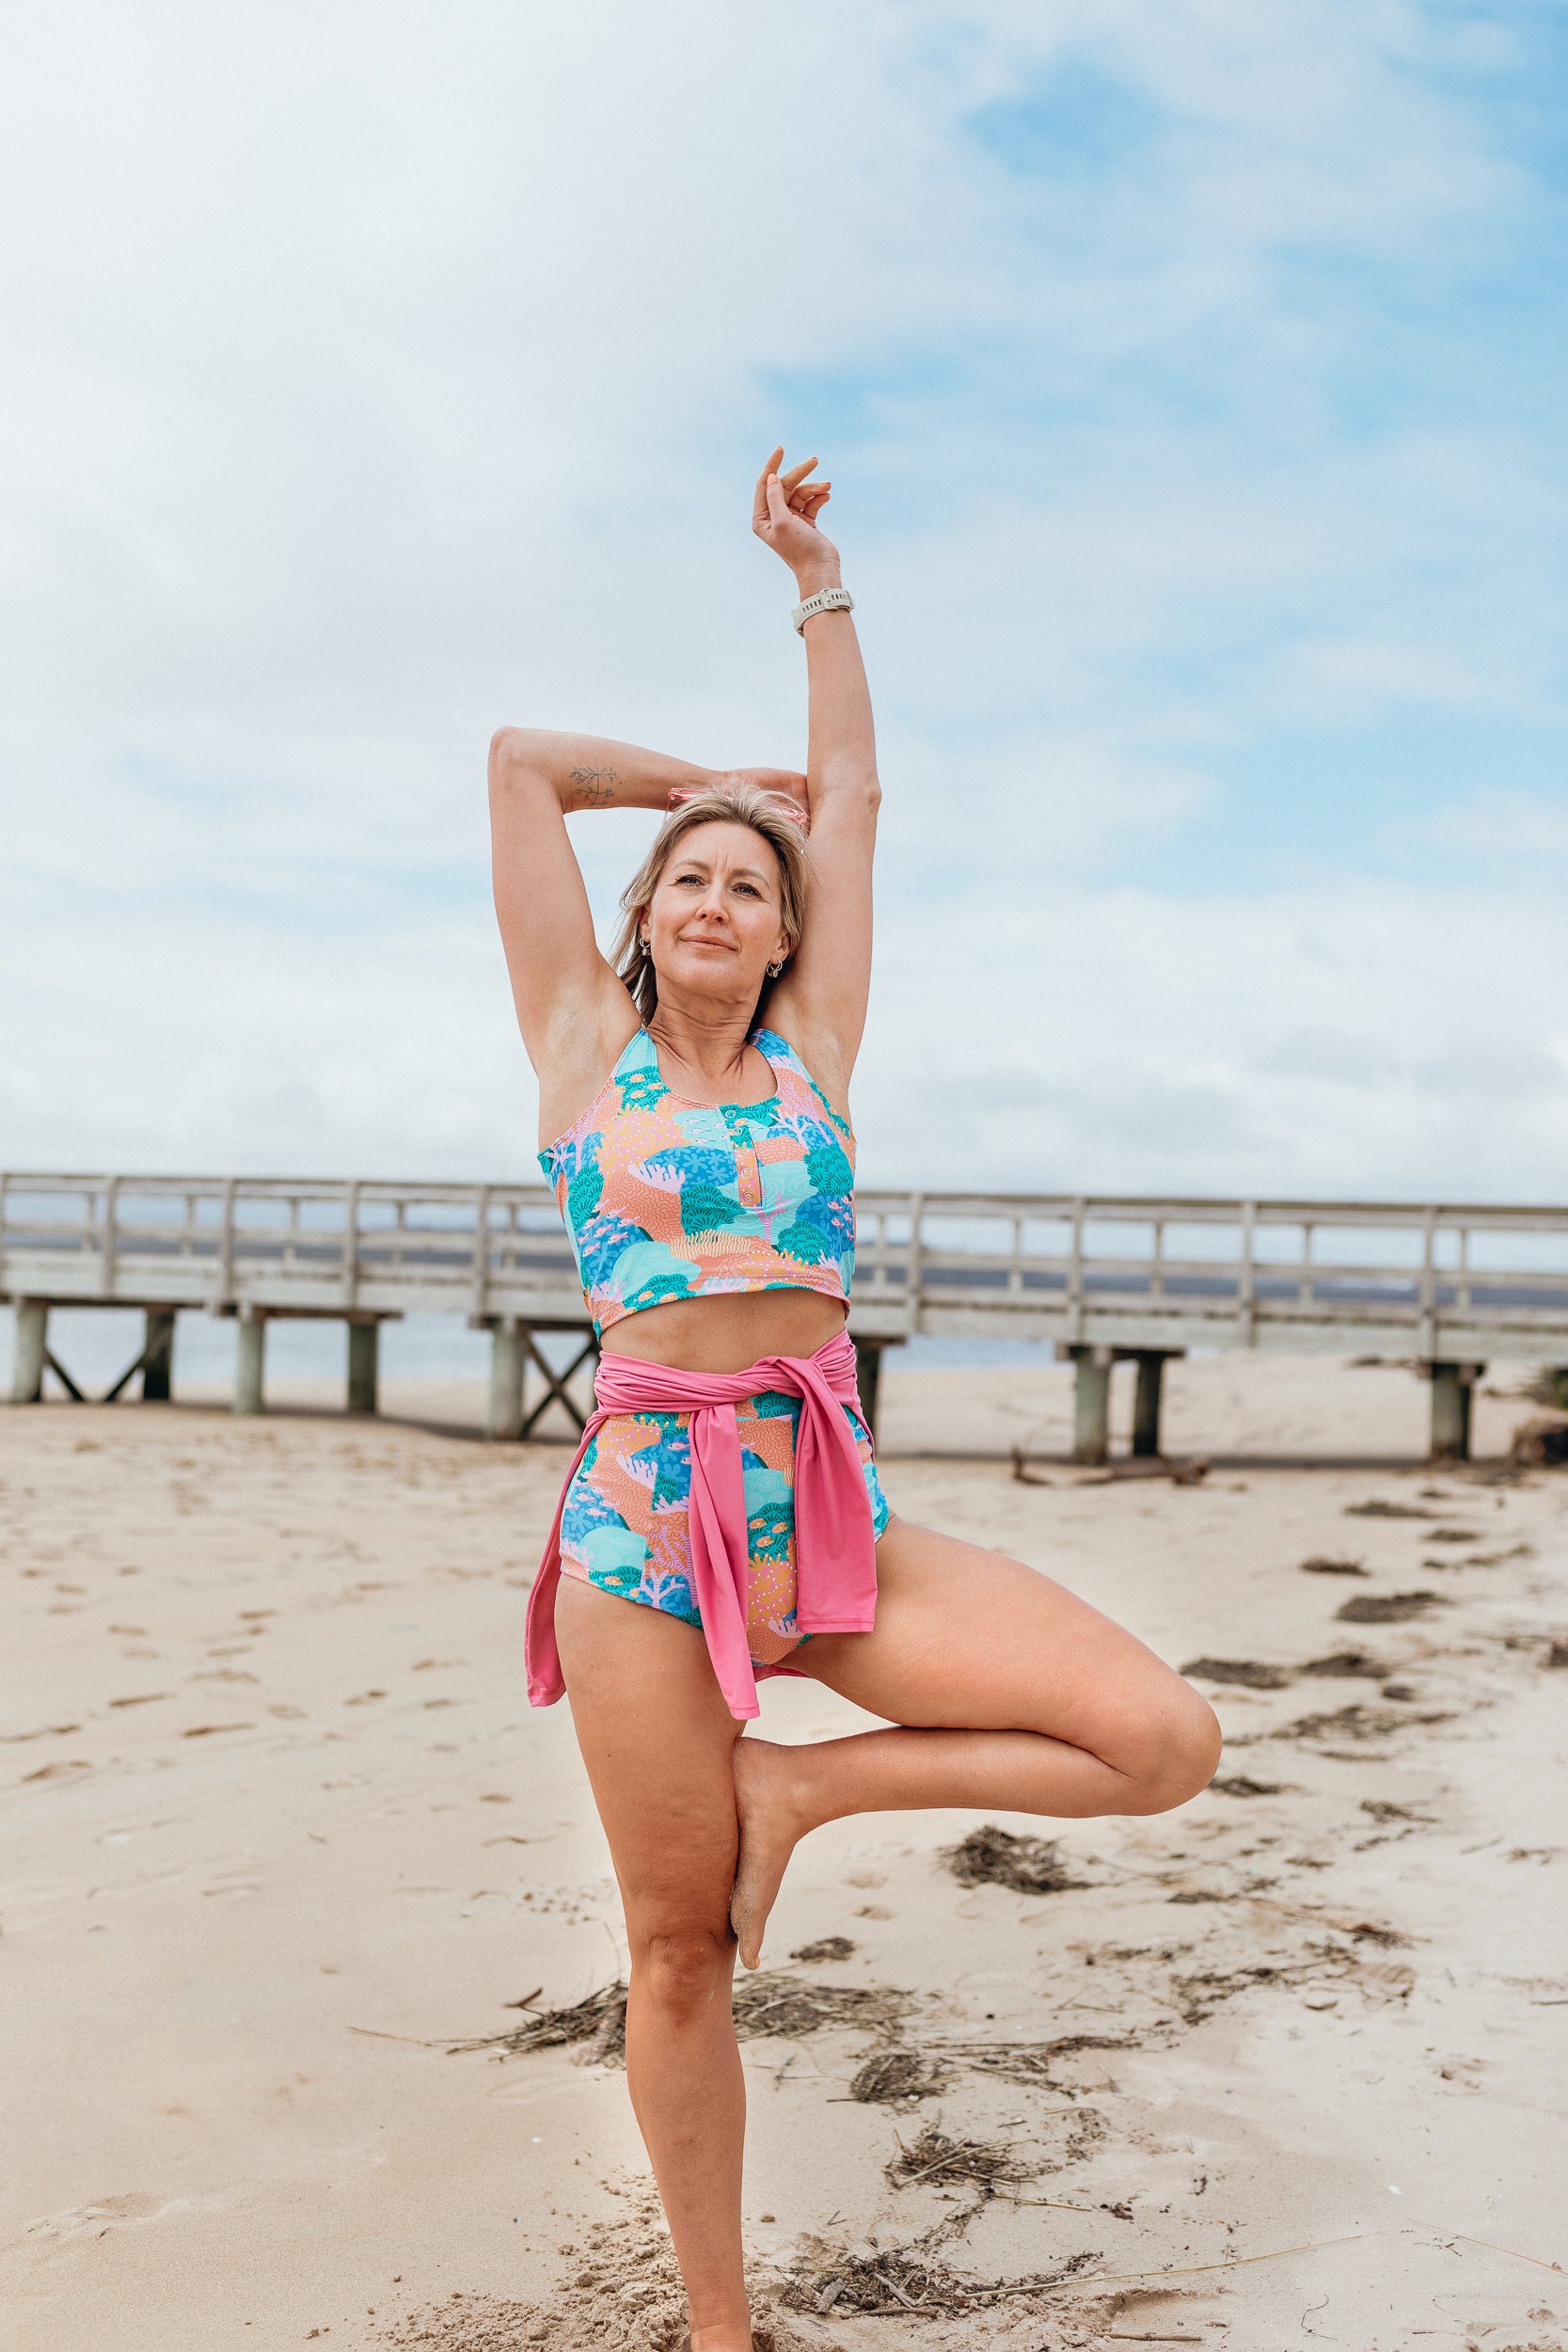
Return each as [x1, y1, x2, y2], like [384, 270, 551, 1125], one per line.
[752, 447, 839, 584]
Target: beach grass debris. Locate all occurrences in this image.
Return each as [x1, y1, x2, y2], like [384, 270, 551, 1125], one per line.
[1510, 1414, 1568, 1467]
[1207, 1772, 1286, 1797]
[1180, 1657, 1292, 1690]
[1544, 1640, 1568, 1670]
[790, 1935, 856, 1962]
[1343, 1500, 1438, 1519]
[1359, 1798, 1426, 1823]
[783, 2234, 1099, 2316]
[448, 1979, 630, 2064]
[1279, 1701, 1452, 1743]
[1009, 1445, 1053, 1486]
[735, 1974, 912, 2042]
[932, 2031, 1135, 2088]
[1335, 1589, 1444, 1624]
[886, 2123, 1034, 2197]
[1299, 1649, 1387, 1678]
[849, 2044, 947, 2103]
[1299, 1553, 1370, 1575]
[447, 1971, 913, 2069]
[942, 1823, 1087, 1895]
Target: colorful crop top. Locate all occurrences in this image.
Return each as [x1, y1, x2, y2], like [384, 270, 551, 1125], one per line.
[539, 1026, 855, 1336]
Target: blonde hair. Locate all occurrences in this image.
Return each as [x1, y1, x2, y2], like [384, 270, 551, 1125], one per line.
[612, 779, 813, 1024]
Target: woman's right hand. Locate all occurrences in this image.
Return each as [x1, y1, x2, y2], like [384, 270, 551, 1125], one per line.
[752, 446, 840, 588]
[729, 766, 810, 820]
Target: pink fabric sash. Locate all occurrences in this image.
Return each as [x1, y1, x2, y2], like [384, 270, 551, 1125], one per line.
[525, 1327, 878, 1722]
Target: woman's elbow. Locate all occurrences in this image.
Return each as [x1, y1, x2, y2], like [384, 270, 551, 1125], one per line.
[488, 725, 524, 779]
[815, 765, 881, 818]
[488, 727, 547, 803]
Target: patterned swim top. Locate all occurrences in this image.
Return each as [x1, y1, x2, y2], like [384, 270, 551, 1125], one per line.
[539, 1026, 855, 1336]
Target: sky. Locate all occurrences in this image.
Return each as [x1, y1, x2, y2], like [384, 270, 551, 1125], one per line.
[2, 0, 1566, 1201]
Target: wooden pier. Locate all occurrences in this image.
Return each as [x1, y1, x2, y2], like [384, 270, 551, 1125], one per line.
[6, 1172, 1568, 1460]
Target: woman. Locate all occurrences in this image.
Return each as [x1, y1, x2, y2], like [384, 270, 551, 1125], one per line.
[488, 449, 1221, 2352]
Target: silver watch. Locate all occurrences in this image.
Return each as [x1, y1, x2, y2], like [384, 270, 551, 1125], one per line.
[791, 586, 854, 633]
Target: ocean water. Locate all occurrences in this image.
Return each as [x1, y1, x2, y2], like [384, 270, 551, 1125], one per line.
[0, 1305, 1056, 1398]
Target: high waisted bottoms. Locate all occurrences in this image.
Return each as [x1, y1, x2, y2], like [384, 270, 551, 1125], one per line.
[558, 1390, 890, 1665]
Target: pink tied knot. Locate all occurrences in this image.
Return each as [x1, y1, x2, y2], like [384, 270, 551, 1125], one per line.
[525, 1327, 877, 1721]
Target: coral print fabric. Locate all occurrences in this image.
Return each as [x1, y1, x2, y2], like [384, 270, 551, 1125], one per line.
[558, 1392, 889, 1663]
[540, 1026, 856, 1336]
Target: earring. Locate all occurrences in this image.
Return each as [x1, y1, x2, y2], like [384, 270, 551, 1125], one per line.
[767, 955, 785, 977]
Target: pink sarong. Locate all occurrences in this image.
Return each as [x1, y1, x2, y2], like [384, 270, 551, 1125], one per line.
[525, 1327, 878, 1722]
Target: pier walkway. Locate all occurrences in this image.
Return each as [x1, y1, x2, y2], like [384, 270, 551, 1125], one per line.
[7, 1172, 1568, 1460]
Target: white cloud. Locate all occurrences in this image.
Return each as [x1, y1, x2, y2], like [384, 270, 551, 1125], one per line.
[1, 0, 1564, 1200]
[1418, 787, 1568, 860]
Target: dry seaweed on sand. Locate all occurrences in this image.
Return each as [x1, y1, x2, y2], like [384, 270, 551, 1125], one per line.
[783, 2233, 1100, 2317]
[1279, 1700, 1452, 1743]
[446, 1979, 629, 2064]
[734, 1972, 913, 2042]
[942, 1822, 1087, 1894]
[1180, 1656, 1293, 1689]
[446, 1971, 911, 2069]
[1511, 1414, 1568, 1466]
[1336, 1588, 1444, 1624]
[848, 2045, 947, 2103]
[1300, 1648, 1387, 1678]
[1545, 1640, 1568, 1670]
[790, 1934, 856, 1962]
[886, 2122, 1035, 2197]
[932, 2031, 1136, 2089]
[1207, 1772, 1287, 1797]
[1343, 1500, 1438, 1520]
[1300, 1553, 1371, 1575]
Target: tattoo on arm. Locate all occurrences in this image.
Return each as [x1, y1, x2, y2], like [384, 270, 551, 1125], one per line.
[567, 764, 618, 809]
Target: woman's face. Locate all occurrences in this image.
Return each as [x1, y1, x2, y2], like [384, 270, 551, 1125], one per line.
[642, 820, 788, 1004]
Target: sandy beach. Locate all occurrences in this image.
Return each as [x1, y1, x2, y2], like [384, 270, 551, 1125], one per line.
[2, 1356, 1565, 2351]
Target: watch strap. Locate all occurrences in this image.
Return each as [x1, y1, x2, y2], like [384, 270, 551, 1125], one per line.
[791, 586, 854, 633]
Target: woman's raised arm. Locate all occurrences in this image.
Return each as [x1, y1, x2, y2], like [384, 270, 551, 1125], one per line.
[488, 728, 719, 1085]
[749, 452, 880, 1100]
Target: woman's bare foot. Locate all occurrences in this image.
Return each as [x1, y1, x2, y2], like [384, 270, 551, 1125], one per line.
[689, 2324, 752, 2352]
[730, 1736, 812, 1970]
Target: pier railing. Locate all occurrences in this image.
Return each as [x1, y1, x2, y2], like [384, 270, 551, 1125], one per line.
[6, 1172, 1568, 1455]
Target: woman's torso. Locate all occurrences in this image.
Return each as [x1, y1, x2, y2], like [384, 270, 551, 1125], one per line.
[539, 1025, 855, 1373]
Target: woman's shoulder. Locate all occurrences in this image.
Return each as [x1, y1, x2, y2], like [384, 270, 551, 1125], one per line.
[539, 1021, 654, 1165]
[752, 1023, 853, 1140]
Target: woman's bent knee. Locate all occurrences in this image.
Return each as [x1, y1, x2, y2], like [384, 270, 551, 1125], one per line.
[1119, 1685, 1223, 1813]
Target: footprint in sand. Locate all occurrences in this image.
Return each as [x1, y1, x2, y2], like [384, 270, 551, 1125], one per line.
[10, 2191, 179, 2249]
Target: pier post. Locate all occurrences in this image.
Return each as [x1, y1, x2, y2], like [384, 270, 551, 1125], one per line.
[10, 1299, 48, 1403]
[1131, 1352, 1167, 1457]
[346, 1319, 380, 1415]
[487, 1319, 526, 1441]
[1068, 1344, 1113, 1466]
[1427, 1360, 1482, 1461]
[141, 1310, 175, 1402]
[853, 1338, 887, 1441]
[234, 1313, 266, 1416]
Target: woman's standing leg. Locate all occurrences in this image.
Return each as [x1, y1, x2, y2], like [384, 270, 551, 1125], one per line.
[554, 1576, 752, 2352]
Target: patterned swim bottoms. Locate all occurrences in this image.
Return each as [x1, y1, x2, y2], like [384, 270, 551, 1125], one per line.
[558, 1391, 890, 1665]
